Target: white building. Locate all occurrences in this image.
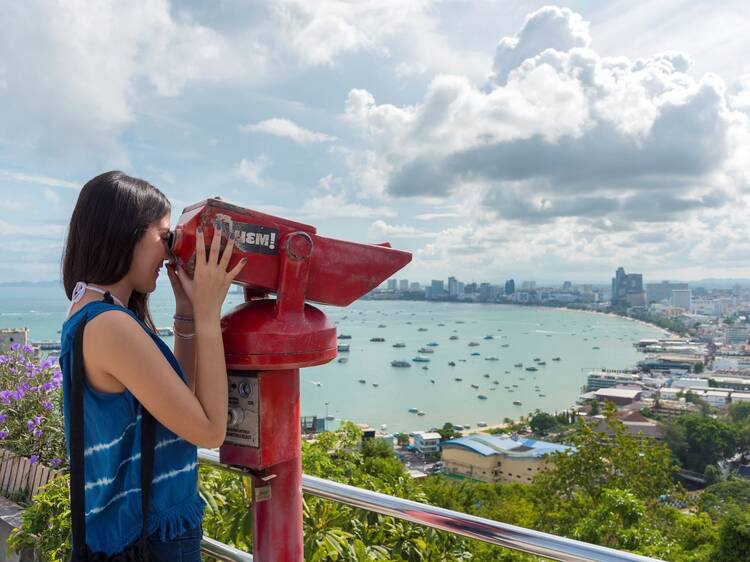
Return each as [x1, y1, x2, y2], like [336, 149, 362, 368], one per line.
[399, 279, 409, 291]
[412, 431, 442, 458]
[726, 326, 750, 345]
[0, 328, 29, 353]
[671, 289, 692, 311]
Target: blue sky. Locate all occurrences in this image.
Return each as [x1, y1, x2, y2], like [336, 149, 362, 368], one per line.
[1, 1, 749, 285]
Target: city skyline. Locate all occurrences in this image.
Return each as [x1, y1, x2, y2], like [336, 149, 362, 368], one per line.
[1, 2, 749, 283]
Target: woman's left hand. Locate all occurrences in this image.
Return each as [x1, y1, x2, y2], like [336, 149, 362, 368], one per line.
[166, 262, 193, 313]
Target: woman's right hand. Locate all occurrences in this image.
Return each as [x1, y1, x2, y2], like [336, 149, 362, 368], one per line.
[174, 227, 246, 323]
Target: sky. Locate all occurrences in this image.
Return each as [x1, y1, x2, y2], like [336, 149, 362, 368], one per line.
[1, 0, 750, 285]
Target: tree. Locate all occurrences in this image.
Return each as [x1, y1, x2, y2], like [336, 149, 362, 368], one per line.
[694, 361, 704, 374]
[437, 422, 462, 441]
[529, 411, 556, 436]
[713, 508, 750, 562]
[395, 432, 410, 446]
[665, 414, 738, 473]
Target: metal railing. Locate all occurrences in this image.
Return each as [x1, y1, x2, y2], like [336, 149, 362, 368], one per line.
[197, 449, 663, 562]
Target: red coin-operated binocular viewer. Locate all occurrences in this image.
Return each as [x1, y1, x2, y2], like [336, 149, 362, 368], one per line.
[169, 198, 411, 561]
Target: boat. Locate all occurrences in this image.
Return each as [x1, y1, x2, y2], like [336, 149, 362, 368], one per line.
[338, 334, 352, 339]
[391, 360, 411, 368]
[421, 366, 429, 370]
[438, 323, 445, 326]
[552, 357, 561, 361]
[513, 401, 523, 406]
[456, 320, 465, 324]
[418, 347, 434, 354]
[533, 357, 541, 361]
[477, 395, 488, 400]
[512, 384, 518, 388]
[392, 342, 406, 348]
[426, 342, 439, 347]
[408, 407, 418, 413]
[378, 324, 386, 328]
[525, 367, 538, 371]
[430, 379, 436, 383]
[449, 335, 459, 340]
[418, 327, 428, 332]
[477, 421, 488, 427]
[514, 363, 523, 368]
[538, 361, 546, 366]
[483, 335, 493, 340]
[372, 383, 379, 387]
[358, 379, 366, 383]
[484, 356, 499, 361]
[156, 327, 174, 337]
[337, 344, 350, 352]
[454, 377, 463, 382]
[501, 344, 509, 348]
[448, 361, 456, 367]
[493, 380, 500, 385]
[470, 352, 480, 356]
[412, 356, 431, 363]
[538, 394, 546, 397]
[326, 415, 335, 421]
[592, 346, 600, 350]
[504, 370, 510, 374]
[468, 342, 480, 347]
[483, 373, 490, 378]
[471, 384, 479, 389]
[370, 337, 385, 342]
[338, 357, 348, 364]
[417, 411, 426, 416]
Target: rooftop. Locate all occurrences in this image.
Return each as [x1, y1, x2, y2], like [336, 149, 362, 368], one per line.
[442, 434, 574, 458]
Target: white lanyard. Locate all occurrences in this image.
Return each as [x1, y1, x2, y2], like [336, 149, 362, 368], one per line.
[67, 281, 126, 316]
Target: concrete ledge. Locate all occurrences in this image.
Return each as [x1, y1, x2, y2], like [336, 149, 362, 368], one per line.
[0, 497, 33, 562]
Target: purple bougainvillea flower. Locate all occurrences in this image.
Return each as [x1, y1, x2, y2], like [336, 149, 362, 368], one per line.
[0, 391, 10, 406]
[27, 420, 34, 431]
[29, 455, 39, 464]
[23, 344, 34, 354]
[42, 401, 53, 410]
[0, 431, 8, 440]
[0, 413, 6, 423]
[0, 355, 8, 364]
[50, 458, 62, 466]
[33, 428, 42, 438]
[10, 342, 21, 351]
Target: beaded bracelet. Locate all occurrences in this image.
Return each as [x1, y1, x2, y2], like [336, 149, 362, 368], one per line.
[173, 314, 194, 322]
[174, 327, 195, 339]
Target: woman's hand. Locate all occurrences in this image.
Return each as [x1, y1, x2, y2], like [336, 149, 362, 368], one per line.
[166, 261, 192, 313]
[173, 227, 247, 324]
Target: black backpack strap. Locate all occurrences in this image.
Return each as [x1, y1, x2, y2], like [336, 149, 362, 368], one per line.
[69, 317, 87, 560]
[69, 299, 157, 560]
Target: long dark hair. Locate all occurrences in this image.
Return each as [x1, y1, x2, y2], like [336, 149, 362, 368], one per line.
[62, 171, 171, 332]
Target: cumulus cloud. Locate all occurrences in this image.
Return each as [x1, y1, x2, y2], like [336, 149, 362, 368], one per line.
[237, 156, 270, 186]
[239, 118, 336, 144]
[370, 219, 434, 238]
[300, 194, 395, 219]
[340, 4, 750, 276]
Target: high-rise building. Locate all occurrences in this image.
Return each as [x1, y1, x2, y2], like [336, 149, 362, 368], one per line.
[387, 278, 397, 290]
[671, 289, 692, 311]
[521, 281, 536, 291]
[611, 267, 645, 307]
[479, 283, 491, 301]
[562, 281, 572, 290]
[430, 280, 445, 299]
[646, 281, 689, 303]
[399, 279, 409, 291]
[448, 276, 459, 298]
[504, 279, 515, 295]
[410, 282, 421, 292]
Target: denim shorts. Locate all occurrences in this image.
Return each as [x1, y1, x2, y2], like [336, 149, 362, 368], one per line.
[147, 524, 202, 562]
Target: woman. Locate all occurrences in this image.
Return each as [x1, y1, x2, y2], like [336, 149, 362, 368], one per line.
[60, 171, 246, 560]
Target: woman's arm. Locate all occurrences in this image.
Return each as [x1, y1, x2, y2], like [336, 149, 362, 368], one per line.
[173, 312, 197, 393]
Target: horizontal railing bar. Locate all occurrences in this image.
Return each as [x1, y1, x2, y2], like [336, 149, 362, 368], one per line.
[201, 536, 254, 562]
[197, 449, 662, 562]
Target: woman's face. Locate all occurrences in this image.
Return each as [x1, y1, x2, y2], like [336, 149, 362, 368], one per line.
[130, 214, 172, 293]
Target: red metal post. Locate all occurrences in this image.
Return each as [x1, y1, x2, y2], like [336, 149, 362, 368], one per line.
[169, 200, 412, 562]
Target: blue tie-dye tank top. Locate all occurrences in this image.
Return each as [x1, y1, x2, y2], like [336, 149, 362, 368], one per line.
[61, 300, 205, 556]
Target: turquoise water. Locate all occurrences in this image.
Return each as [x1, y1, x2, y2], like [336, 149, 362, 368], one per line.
[0, 284, 664, 433]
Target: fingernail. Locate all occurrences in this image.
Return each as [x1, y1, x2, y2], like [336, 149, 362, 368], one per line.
[241, 257, 248, 263]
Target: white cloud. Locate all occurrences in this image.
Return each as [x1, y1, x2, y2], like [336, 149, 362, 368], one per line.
[240, 118, 336, 144]
[370, 219, 434, 238]
[0, 170, 79, 190]
[237, 156, 270, 186]
[301, 194, 395, 219]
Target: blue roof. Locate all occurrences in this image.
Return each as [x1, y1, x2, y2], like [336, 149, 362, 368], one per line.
[442, 434, 574, 458]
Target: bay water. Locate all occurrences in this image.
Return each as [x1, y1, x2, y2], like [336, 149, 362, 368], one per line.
[0, 283, 664, 433]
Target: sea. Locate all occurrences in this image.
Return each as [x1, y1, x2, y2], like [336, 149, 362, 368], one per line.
[0, 283, 665, 434]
